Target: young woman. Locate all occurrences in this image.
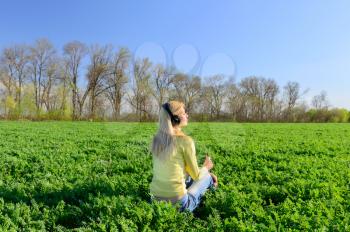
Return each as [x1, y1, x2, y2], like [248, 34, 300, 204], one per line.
[149, 100, 218, 212]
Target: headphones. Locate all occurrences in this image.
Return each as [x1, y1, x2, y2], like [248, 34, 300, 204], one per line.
[162, 102, 181, 126]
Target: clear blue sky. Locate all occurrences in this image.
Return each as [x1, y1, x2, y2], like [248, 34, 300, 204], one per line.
[1, 0, 350, 108]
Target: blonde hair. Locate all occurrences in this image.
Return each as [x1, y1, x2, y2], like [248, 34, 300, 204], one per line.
[151, 100, 186, 161]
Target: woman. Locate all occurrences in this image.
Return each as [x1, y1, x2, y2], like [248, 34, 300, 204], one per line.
[149, 100, 218, 212]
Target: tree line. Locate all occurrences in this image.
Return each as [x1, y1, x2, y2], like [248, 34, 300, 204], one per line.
[0, 38, 349, 122]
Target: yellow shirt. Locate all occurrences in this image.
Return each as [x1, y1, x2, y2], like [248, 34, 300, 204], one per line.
[150, 135, 209, 199]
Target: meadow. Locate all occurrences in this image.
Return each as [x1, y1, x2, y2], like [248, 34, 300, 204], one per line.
[0, 122, 349, 231]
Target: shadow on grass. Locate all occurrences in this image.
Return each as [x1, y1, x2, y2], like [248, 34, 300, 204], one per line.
[0, 178, 151, 229]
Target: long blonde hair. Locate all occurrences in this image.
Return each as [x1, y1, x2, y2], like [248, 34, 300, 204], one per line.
[151, 100, 186, 161]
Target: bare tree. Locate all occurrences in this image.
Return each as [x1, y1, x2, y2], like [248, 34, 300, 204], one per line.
[0, 51, 15, 116]
[63, 41, 87, 120]
[57, 61, 71, 117]
[28, 38, 56, 115]
[171, 73, 201, 114]
[262, 78, 279, 120]
[85, 44, 112, 119]
[104, 47, 130, 120]
[127, 58, 153, 121]
[283, 81, 308, 121]
[239, 76, 279, 121]
[239, 76, 262, 121]
[225, 83, 246, 121]
[42, 57, 61, 112]
[0, 65, 15, 116]
[0, 64, 14, 97]
[283, 81, 300, 116]
[206, 75, 226, 119]
[150, 64, 175, 111]
[2, 45, 29, 110]
[312, 90, 329, 110]
[199, 85, 213, 119]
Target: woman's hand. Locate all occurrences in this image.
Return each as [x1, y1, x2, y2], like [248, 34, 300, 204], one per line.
[203, 154, 214, 170]
[210, 173, 218, 187]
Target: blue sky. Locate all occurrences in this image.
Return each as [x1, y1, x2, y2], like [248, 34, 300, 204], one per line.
[1, 0, 350, 108]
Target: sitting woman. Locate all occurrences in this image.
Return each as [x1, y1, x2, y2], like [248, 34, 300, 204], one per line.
[149, 100, 218, 212]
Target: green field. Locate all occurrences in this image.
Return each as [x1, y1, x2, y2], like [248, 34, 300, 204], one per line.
[0, 122, 349, 231]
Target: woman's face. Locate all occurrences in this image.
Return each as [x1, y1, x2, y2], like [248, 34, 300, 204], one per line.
[177, 106, 188, 127]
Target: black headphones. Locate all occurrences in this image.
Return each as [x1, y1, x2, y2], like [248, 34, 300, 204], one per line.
[162, 102, 181, 126]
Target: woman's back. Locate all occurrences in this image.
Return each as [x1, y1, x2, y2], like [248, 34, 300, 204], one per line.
[150, 135, 190, 199]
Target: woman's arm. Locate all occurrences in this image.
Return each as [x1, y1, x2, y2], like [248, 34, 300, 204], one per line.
[203, 155, 214, 170]
[183, 137, 209, 181]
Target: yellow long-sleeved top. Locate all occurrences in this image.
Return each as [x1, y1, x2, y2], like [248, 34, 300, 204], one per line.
[150, 135, 209, 199]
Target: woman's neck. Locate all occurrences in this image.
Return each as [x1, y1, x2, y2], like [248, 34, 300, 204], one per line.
[173, 126, 185, 136]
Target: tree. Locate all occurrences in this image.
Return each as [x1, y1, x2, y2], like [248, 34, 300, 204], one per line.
[127, 58, 153, 121]
[171, 73, 201, 114]
[63, 41, 87, 120]
[28, 38, 56, 115]
[57, 61, 71, 118]
[312, 90, 329, 110]
[239, 76, 279, 121]
[0, 52, 16, 116]
[329, 108, 349, 123]
[150, 64, 175, 111]
[262, 78, 279, 121]
[104, 47, 130, 120]
[1, 45, 29, 113]
[283, 81, 308, 121]
[201, 75, 226, 119]
[85, 44, 112, 119]
[239, 76, 261, 121]
[225, 83, 246, 121]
